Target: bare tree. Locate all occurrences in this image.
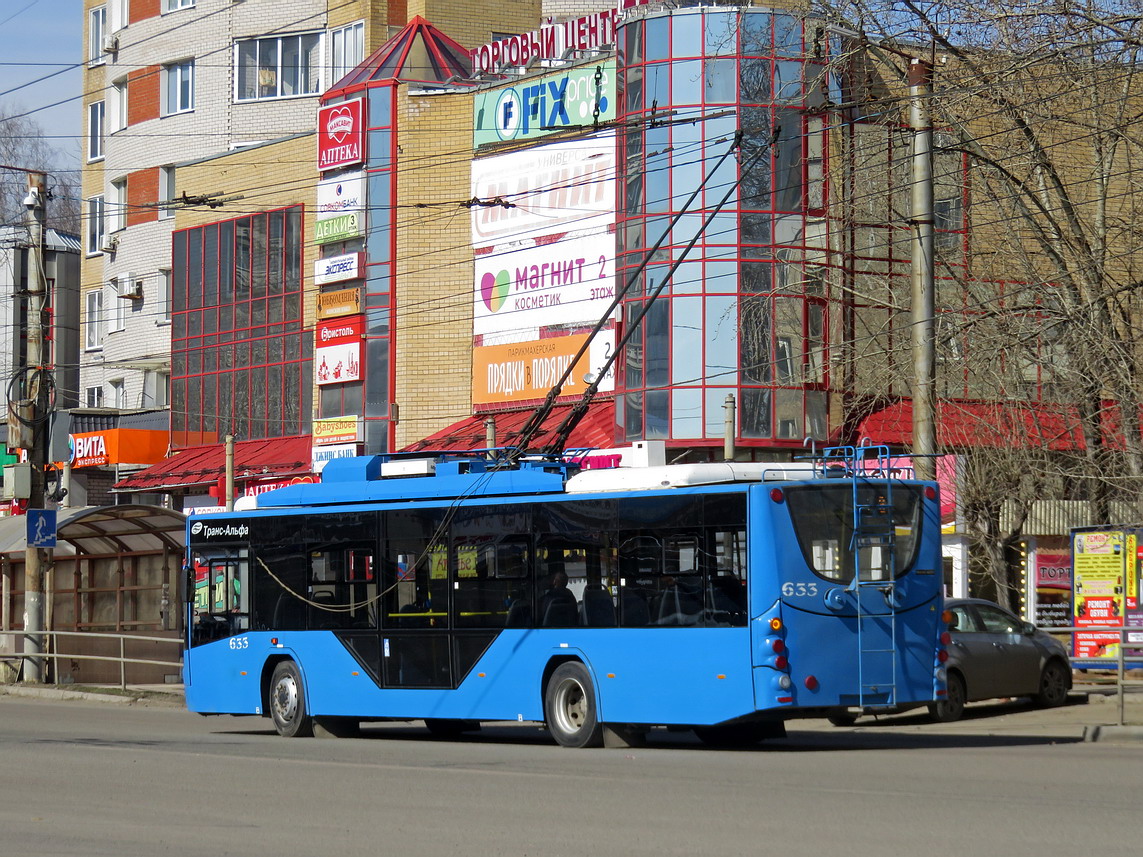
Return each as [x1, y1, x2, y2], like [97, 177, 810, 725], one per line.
[807, 1, 1143, 607]
[0, 101, 80, 235]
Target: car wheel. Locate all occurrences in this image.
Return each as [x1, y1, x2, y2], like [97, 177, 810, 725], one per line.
[827, 713, 858, 727]
[1035, 660, 1069, 708]
[269, 661, 314, 738]
[929, 671, 966, 722]
[544, 662, 604, 748]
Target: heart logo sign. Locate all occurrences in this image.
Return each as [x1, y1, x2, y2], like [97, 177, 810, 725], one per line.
[326, 107, 354, 144]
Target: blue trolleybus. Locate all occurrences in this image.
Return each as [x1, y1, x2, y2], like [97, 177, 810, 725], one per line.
[183, 445, 948, 747]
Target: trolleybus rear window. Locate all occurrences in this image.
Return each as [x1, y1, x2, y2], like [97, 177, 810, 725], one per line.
[785, 484, 923, 583]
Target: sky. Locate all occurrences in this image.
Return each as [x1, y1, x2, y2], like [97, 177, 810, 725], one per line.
[0, 0, 84, 166]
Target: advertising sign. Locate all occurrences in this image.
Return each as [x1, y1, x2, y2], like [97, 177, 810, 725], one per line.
[317, 98, 365, 172]
[315, 316, 364, 386]
[474, 232, 615, 336]
[473, 62, 615, 147]
[1035, 552, 1073, 628]
[314, 212, 362, 244]
[471, 134, 615, 246]
[314, 252, 364, 286]
[317, 171, 364, 220]
[68, 429, 168, 468]
[316, 286, 361, 319]
[473, 332, 615, 405]
[1072, 530, 1140, 660]
[471, 10, 618, 74]
[313, 415, 362, 446]
[312, 443, 359, 474]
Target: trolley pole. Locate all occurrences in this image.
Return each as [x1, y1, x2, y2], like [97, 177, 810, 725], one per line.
[22, 172, 48, 683]
[908, 59, 937, 482]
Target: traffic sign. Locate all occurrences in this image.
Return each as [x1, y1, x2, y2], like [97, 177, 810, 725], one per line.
[27, 508, 57, 548]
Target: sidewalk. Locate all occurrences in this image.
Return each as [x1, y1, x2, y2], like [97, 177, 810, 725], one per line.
[0, 681, 185, 707]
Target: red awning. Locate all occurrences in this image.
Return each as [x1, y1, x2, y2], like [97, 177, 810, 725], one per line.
[856, 400, 1119, 450]
[403, 400, 616, 454]
[113, 436, 314, 492]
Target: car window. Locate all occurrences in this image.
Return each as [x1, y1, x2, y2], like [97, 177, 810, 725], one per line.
[975, 605, 1021, 634]
[949, 605, 978, 633]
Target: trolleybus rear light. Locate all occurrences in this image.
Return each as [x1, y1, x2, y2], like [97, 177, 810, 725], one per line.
[770, 488, 785, 503]
[774, 655, 789, 670]
[769, 618, 783, 632]
[777, 675, 792, 690]
[937, 649, 949, 663]
[777, 697, 793, 703]
[771, 638, 785, 654]
[941, 610, 953, 625]
[804, 675, 818, 690]
[940, 631, 951, 645]
[925, 486, 937, 500]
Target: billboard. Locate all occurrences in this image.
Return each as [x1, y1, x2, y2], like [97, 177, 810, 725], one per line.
[1072, 529, 1143, 660]
[314, 252, 364, 286]
[474, 232, 616, 337]
[473, 333, 615, 405]
[470, 134, 615, 246]
[315, 316, 364, 386]
[473, 62, 615, 147]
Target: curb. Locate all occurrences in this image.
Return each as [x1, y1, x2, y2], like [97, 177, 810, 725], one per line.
[0, 684, 138, 704]
[1083, 724, 1143, 743]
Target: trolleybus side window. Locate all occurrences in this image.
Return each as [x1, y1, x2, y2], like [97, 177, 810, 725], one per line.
[307, 545, 378, 630]
[251, 543, 308, 631]
[453, 535, 530, 629]
[191, 549, 250, 643]
[382, 508, 448, 629]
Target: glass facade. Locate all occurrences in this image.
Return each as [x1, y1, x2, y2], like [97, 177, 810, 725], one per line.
[617, 7, 831, 446]
[171, 205, 311, 445]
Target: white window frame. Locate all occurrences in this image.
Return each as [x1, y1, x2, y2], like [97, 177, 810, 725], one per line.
[143, 369, 170, 408]
[85, 386, 105, 408]
[158, 166, 176, 220]
[234, 32, 324, 102]
[85, 289, 105, 351]
[110, 79, 127, 133]
[162, 59, 195, 116]
[109, 179, 127, 233]
[109, 277, 128, 332]
[329, 21, 364, 84]
[87, 101, 105, 162]
[86, 195, 106, 255]
[109, 378, 127, 410]
[158, 268, 173, 323]
[89, 6, 108, 66]
[162, 0, 195, 12]
[108, 0, 128, 33]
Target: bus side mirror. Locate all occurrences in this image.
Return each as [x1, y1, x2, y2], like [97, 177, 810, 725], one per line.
[180, 566, 195, 604]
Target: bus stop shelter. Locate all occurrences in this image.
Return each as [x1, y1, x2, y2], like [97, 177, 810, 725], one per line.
[0, 505, 186, 684]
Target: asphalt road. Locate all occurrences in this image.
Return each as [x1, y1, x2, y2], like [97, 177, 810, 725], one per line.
[1, 693, 1140, 857]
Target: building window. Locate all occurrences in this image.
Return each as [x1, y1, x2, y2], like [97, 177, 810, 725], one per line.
[109, 379, 127, 410]
[89, 6, 107, 65]
[110, 80, 127, 132]
[85, 386, 105, 408]
[143, 370, 170, 407]
[109, 179, 127, 232]
[108, 0, 128, 32]
[159, 166, 176, 220]
[86, 195, 106, 255]
[85, 289, 105, 350]
[329, 21, 364, 83]
[235, 33, 322, 101]
[163, 0, 195, 11]
[87, 101, 105, 161]
[163, 60, 195, 115]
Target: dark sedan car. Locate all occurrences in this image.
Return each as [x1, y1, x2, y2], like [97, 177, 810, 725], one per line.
[931, 597, 1072, 722]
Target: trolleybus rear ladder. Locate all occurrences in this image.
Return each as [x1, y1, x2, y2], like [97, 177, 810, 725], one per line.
[820, 445, 900, 710]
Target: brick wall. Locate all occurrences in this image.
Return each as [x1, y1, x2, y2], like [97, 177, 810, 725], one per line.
[127, 65, 160, 126]
[127, 168, 159, 228]
[130, 0, 160, 24]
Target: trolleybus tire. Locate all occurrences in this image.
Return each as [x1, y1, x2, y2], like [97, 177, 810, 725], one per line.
[313, 716, 360, 739]
[269, 660, 314, 738]
[1035, 660, 1069, 708]
[827, 713, 859, 727]
[928, 671, 966, 722]
[544, 662, 604, 748]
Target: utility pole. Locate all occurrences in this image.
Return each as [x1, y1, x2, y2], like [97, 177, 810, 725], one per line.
[22, 171, 48, 683]
[908, 59, 937, 482]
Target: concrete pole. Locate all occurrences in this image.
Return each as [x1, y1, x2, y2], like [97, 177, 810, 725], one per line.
[484, 416, 496, 460]
[909, 59, 937, 482]
[22, 172, 47, 683]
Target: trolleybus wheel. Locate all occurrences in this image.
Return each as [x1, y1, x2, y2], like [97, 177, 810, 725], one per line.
[544, 662, 604, 748]
[929, 671, 966, 723]
[269, 661, 314, 738]
[827, 713, 859, 727]
[1035, 660, 1069, 708]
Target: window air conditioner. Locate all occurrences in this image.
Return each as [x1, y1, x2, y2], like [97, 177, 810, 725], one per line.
[102, 34, 119, 54]
[120, 279, 143, 299]
[100, 235, 118, 254]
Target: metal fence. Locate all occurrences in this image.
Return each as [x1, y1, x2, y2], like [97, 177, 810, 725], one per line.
[0, 629, 183, 691]
[1048, 624, 1143, 727]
